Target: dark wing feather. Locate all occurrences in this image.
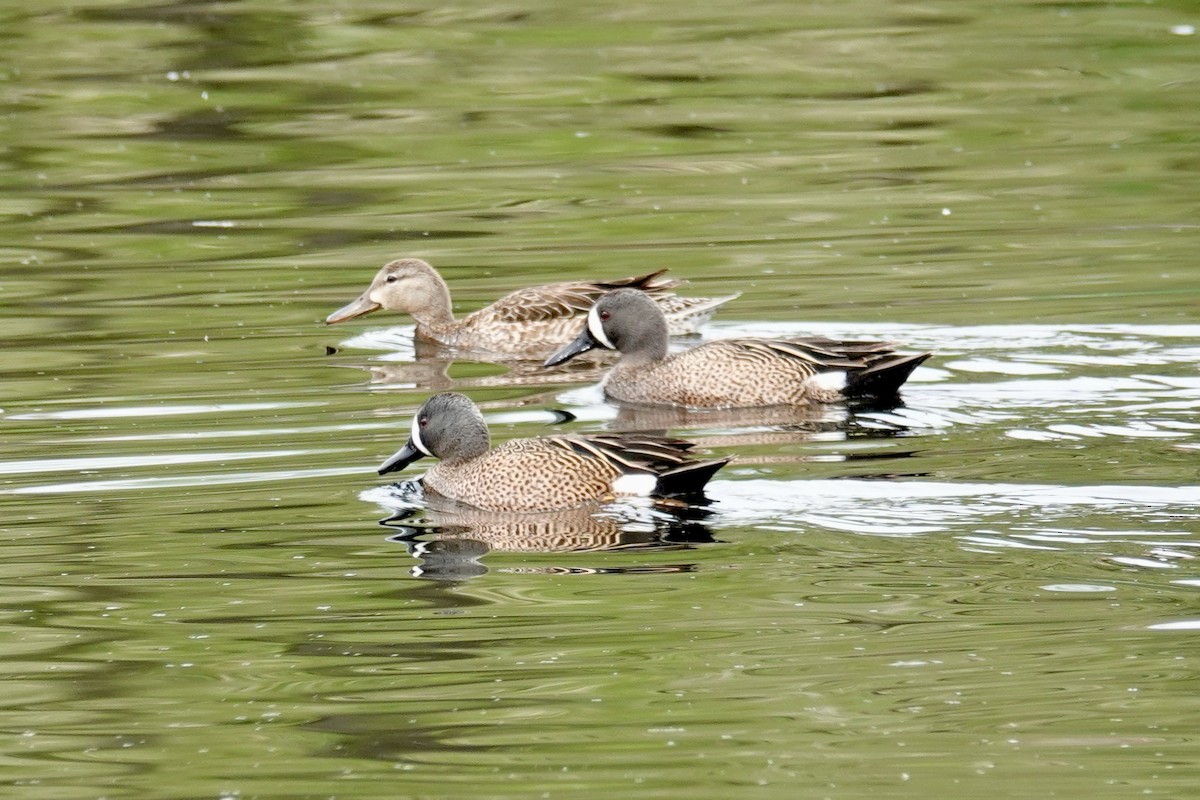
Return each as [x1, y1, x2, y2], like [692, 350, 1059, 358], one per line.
[725, 337, 905, 371]
[555, 433, 727, 498]
[487, 272, 683, 324]
[594, 270, 684, 295]
[557, 434, 701, 472]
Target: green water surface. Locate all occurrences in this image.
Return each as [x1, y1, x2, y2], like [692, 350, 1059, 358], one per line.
[2, 2, 1198, 798]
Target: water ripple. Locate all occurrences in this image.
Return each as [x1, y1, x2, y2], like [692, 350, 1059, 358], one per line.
[5, 401, 319, 421]
[3, 465, 362, 495]
[0, 450, 325, 476]
[708, 478, 1200, 540]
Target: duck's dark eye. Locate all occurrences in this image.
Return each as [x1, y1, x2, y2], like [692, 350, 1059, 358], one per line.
[386, 275, 399, 284]
[599, 310, 611, 321]
[419, 416, 429, 427]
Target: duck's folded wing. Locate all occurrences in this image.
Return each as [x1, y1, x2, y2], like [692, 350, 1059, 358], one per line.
[561, 434, 727, 498]
[486, 271, 683, 323]
[723, 337, 903, 369]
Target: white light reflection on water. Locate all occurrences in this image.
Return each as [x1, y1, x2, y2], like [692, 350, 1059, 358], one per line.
[706, 478, 1200, 542]
[1040, 584, 1119, 592]
[362, 473, 1199, 563]
[1147, 620, 1200, 630]
[67, 421, 396, 443]
[943, 357, 1061, 375]
[339, 326, 419, 360]
[335, 323, 1200, 437]
[337, 322, 1200, 358]
[0, 450, 322, 476]
[3, 465, 364, 495]
[4, 401, 320, 420]
[338, 321, 1200, 561]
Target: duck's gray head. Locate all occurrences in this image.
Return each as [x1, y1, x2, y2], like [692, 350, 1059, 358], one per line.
[543, 288, 669, 367]
[378, 392, 490, 475]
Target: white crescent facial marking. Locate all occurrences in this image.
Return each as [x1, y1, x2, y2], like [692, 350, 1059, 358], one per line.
[410, 412, 432, 456]
[587, 304, 616, 350]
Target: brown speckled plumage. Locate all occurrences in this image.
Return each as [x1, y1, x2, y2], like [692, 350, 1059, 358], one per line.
[326, 257, 738, 356]
[377, 392, 728, 512]
[544, 288, 932, 408]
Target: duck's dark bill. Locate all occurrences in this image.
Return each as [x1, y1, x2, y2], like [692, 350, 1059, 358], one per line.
[378, 440, 424, 475]
[544, 328, 599, 367]
[325, 294, 381, 324]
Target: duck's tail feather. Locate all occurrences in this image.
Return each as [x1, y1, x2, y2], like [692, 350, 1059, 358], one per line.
[654, 457, 731, 498]
[844, 352, 932, 398]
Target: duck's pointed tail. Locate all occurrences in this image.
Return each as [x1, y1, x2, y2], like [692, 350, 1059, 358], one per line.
[844, 352, 932, 399]
[655, 457, 731, 499]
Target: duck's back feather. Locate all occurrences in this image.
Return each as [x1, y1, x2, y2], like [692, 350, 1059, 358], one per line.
[485, 271, 682, 325]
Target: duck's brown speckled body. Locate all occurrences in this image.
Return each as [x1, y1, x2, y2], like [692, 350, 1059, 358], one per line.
[378, 392, 728, 512]
[545, 288, 932, 408]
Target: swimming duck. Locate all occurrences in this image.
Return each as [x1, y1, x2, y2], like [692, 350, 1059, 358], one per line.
[377, 392, 729, 512]
[544, 288, 931, 408]
[326, 258, 737, 356]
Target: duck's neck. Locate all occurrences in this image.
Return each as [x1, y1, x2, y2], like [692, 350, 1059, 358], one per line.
[438, 416, 491, 465]
[411, 270, 456, 334]
[615, 318, 669, 368]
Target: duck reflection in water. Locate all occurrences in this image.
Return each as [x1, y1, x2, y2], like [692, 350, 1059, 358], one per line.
[327, 317, 614, 397]
[591, 395, 917, 470]
[352, 345, 610, 393]
[373, 483, 718, 581]
[607, 401, 846, 449]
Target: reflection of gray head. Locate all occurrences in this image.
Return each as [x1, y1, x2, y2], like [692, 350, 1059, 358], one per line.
[412, 392, 490, 463]
[407, 538, 490, 582]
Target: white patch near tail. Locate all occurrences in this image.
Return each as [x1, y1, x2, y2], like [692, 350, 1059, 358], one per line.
[410, 413, 432, 456]
[587, 305, 616, 350]
[612, 472, 656, 497]
[809, 371, 848, 392]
